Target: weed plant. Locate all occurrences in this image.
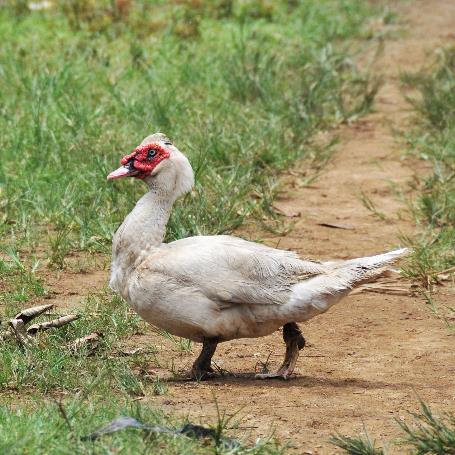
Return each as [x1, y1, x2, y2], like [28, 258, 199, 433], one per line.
[398, 402, 455, 455]
[330, 432, 384, 455]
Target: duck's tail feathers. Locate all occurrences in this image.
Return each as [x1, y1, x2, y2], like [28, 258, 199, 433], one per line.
[338, 247, 409, 284]
[287, 248, 409, 322]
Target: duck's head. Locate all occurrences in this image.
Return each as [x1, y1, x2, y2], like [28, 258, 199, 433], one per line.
[108, 133, 194, 199]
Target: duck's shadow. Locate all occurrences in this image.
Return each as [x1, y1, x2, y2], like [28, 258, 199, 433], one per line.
[166, 373, 410, 390]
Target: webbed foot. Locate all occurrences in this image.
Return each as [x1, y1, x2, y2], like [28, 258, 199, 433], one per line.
[255, 322, 305, 381]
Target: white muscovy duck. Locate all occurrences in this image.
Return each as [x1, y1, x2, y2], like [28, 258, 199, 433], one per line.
[108, 132, 407, 380]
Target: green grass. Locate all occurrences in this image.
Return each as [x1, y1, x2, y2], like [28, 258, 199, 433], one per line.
[0, 0, 388, 452]
[398, 402, 455, 455]
[0, 0, 379, 261]
[0, 248, 46, 308]
[401, 48, 455, 285]
[0, 397, 285, 454]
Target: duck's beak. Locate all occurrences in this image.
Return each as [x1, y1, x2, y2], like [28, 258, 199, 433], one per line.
[107, 165, 139, 180]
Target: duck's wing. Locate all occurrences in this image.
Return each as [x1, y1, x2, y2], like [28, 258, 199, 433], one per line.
[142, 235, 326, 306]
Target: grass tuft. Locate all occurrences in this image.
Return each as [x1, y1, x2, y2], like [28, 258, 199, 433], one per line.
[331, 403, 455, 455]
[397, 402, 455, 455]
[0, 396, 285, 454]
[401, 47, 455, 285]
[330, 432, 384, 455]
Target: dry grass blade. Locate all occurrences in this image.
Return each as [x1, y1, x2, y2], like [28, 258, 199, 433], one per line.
[350, 283, 412, 296]
[437, 265, 455, 275]
[350, 277, 413, 296]
[317, 222, 355, 230]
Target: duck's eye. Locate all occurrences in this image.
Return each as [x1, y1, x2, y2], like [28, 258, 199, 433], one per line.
[147, 149, 157, 160]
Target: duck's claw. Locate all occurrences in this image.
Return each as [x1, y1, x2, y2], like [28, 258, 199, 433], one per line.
[254, 322, 303, 380]
[190, 368, 217, 381]
[254, 369, 291, 380]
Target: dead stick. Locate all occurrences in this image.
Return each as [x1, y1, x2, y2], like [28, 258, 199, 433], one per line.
[9, 319, 34, 347]
[27, 314, 80, 334]
[14, 304, 54, 325]
[435, 265, 455, 275]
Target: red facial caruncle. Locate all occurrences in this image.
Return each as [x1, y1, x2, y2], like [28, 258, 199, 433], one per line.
[107, 143, 170, 181]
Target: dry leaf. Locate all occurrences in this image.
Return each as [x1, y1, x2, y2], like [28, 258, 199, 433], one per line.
[69, 332, 103, 353]
[120, 347, 144, 356]
[14, 304, 54, 325]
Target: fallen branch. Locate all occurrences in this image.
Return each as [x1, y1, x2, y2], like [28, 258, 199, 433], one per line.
[0, 304, 80, 347]
[14, 304, 54, 325]
[28, 314, 79, 334]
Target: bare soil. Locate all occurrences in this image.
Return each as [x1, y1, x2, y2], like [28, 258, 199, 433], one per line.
[37, 1, 455, 453]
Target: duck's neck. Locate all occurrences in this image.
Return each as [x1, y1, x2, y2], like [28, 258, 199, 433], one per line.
[110, 190, 173, 292]
[116, 190, 173, 255]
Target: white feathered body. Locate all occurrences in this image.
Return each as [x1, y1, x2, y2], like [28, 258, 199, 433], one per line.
[111, 211, 406, 343]
[109, 134, 407, 343]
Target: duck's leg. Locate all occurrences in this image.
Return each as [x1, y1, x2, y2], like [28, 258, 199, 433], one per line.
[191, 338, 218, 380]
[255, 322, 305, 380]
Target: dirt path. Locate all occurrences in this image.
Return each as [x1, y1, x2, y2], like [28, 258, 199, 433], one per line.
[143, 1, 455, 453]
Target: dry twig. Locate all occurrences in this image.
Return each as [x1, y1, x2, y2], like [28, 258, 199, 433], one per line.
[0, 304, 80, 347]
